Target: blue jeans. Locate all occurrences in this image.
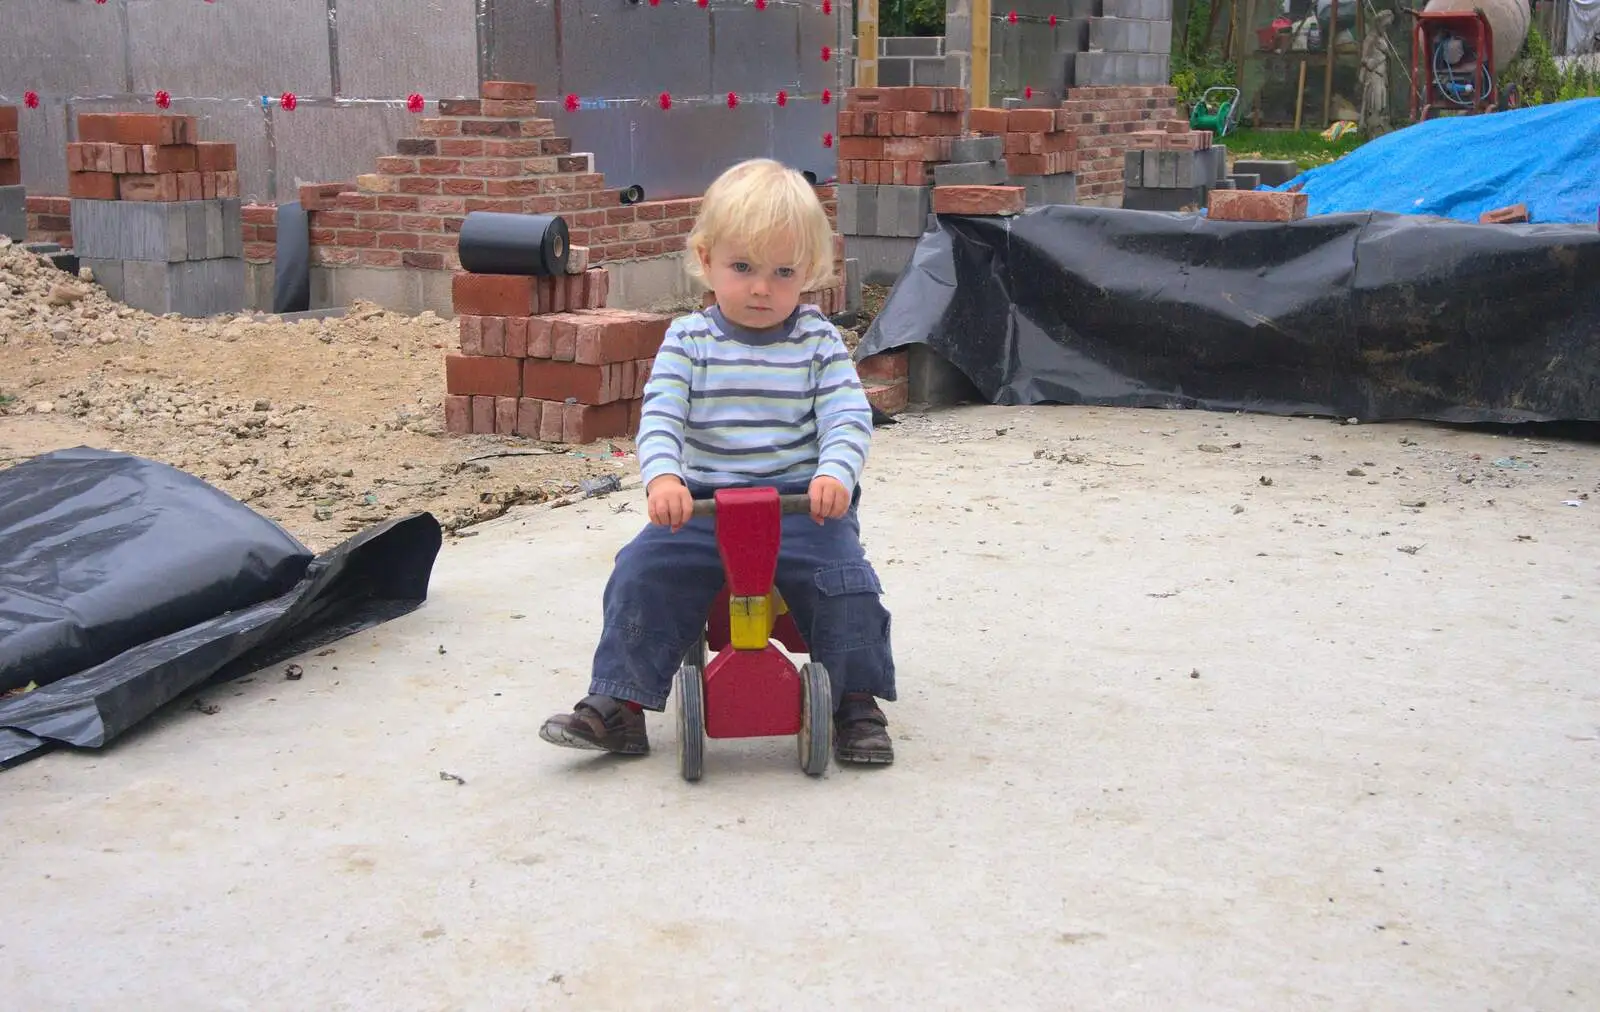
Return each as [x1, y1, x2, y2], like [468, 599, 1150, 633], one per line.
[588, 482, 897, 711]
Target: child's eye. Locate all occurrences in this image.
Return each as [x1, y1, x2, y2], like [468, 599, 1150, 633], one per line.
[776, 267, 795, 278]
[731, 262, 751, 273]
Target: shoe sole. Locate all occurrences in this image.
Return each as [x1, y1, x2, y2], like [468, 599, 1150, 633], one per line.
[539, 722, 649, 756]
[835, 747, 894, 765]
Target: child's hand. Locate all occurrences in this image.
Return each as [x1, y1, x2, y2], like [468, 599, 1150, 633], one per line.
[647, 475, 695, 532]
[808, 476, 850, 524]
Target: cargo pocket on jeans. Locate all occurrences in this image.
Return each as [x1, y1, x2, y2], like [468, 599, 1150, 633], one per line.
[811, 562, 889, 651]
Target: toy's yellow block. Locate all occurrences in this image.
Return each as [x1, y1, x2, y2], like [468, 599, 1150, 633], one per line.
[729, 589, 787, 650]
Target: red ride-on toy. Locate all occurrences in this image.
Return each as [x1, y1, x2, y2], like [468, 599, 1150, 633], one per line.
[673, 487, 833, 782]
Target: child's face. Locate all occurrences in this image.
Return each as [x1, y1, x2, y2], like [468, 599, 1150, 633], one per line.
[700, 235, 809, 331]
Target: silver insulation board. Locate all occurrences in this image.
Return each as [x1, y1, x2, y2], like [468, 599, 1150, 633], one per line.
[3, 0, 846, 204]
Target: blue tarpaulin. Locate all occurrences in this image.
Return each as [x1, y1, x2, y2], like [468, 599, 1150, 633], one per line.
[1269, 98, 1600, 224]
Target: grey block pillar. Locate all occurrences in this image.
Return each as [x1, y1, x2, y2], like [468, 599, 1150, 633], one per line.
[1074, 52, 1170, 86]
[0, 185, 24, 241]
[71, 198, 243, 262]
[118, 258, 247, 317]
[1012, 173, 1079, 206]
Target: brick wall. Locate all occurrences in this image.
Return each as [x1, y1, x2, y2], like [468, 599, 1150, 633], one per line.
[1061, 85, 1184, 204]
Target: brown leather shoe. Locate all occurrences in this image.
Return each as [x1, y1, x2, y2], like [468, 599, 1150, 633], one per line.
[834, 693, 894, 764]
[538, 694, 649, 755]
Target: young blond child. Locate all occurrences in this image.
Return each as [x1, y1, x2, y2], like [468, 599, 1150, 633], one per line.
[539, 158, 896, 764]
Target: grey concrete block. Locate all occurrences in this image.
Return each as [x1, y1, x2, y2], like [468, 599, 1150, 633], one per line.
[118, 257, 247, 317]
[837, 184, 861, 235]
[879, 59, 912, 87]
[855, 185, 879, 237]
[843, 234, 920, 286]
[934, 160, 1009, 186]
[1230, 173, 1262, 191]
[1142, 149, 1160, 183]
[1211, 144, 1229, 180]
[1102, 0, 1173, 21]
[871, 185, 932, 239]
[0, 185, 25, 241]
[1065, 0, 1103, 17]
[1058, 18, 1092, 51]
[909, 57, 951, 86]
[1120, 185, 1210, 212]
[1012, 173, 1079, 207]
[1074, 52, 1169, 87]
[70, 198, 244, 263]
[1089, 17, 1172, 54]
[884, 36, 942, 57]
[1213, 178, 1237, 190]
[908, 345, 982, 406]
[1232, 159, 1300, 187]
[1156, 151, 1178, 188]
[1125, 150, 1144, 188]
[845, 258, 862, 312]
[950, 135, 1004, 162]
[83, 258, 125, 301]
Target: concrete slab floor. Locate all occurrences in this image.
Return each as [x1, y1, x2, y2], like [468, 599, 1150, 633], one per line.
[3, 405, 1599, 1009]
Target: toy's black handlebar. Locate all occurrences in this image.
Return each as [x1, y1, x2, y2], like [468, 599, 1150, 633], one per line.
[690, 494, 815, 519]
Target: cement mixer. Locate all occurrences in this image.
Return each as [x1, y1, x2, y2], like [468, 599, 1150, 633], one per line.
[1408, 0, 1530, 118]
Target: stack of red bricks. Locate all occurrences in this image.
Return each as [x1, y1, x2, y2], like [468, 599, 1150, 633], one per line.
[836, 86, 968, 185]
[0, 106, 18, 186]
[25, 197, 73, 245]
[303, 80, 665, 272]
[241, 204, 277, 262]
[1059, 86, 1185, 203]
[65, 113, 238, 201]
[967, 106, 1079, 177]
[444, 269, 675, 443]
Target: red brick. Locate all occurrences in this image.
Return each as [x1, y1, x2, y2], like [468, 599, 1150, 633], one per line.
[1006, 108, 1057, 132]
[481, 316, 507, 356]
[461, 118, 523, 137]
[551, 316, 578, 361]
[459, 315, 484, 355]
[452, 272, 536, 316]
[444, 394, 472, 434]
[439, 99, 483, 117]
[515, 397, 544, 437]
[857, 350, 909, 383]
[360, 249, 404, 267]
[378, 231, 421, 250]
[844, 87, 903, 112]
[838, 136, 885, 161]
[1006, 151, 1076, 175]
[481, 81, 538, 101]
[398, 138, 440, 156]
[968, 107, 1010, 134]
[195, 141, 237, 171]
[481, 99, 539, 118]
[627, 399, 643, 435]
[562, 401, 630, 444]
[403, 251, 447, 269]
[243, 242, 277, 263]
[635, 358, 654, 398]
[527, 316, 555, 358]
[68, 171, 118, 200]
[141, 144, 198, 173]
[522, 360, 617, 404]
[495, 396, 520, 435]
[932, 185, 1026, 216]
[417, 118, 463, 137]
[119, 173, 181, 202]
[445, 354, 523, 397]
[0, 107, 16, 132]
[471, 396, 497, 433]
[865, 381, 909, 416]
[1206, 190, 1309, 223]
[299, 182, 350, 210]
[537, 400, 565, 441]
[1479, 203, 1529, 224]
[503, 316, 529, 357]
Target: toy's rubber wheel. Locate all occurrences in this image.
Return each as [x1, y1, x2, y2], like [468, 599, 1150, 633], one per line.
[675, 637, 707, 782]
[797, 661, 832, 777]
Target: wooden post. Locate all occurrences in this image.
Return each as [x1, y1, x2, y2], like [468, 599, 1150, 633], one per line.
[971, 0, 991, 109]
[857, 0, 879, 88]
[1294, 58, 1308, 130]
[1323, 0, 1339, 125]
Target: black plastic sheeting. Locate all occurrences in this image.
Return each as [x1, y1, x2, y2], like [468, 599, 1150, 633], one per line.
[0, 448, 442, 770]
[857, 206, 1600, 424]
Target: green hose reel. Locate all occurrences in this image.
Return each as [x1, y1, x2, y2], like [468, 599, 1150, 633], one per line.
[1189, 86, 1242, 138]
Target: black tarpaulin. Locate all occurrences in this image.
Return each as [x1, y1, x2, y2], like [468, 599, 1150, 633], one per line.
[0, 447, 442, 770]
[856, 206, 1600, 424]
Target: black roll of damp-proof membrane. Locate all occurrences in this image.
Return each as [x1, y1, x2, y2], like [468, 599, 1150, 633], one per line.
[457, 211, 570, 276]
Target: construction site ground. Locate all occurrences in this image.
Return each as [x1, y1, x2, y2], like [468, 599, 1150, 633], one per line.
[5, 241, 1600, 1005]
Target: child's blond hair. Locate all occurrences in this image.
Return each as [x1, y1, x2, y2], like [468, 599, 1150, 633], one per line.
[685, 158, 835, 292]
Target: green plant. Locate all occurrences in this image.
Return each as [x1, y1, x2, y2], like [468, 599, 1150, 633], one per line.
[1171, 0, 1236, 106]
[875, 0, 944, 37]
[1503, 25, 1564, 105]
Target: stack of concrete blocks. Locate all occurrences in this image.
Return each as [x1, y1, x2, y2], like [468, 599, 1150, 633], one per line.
[1120, 130, 1230, 211]
[1077, 0, 1174, 89]
[835, 87, 968, 286]
[66, 112, 245, 317]
[0, 106, 22, 241]
[877, 37, 951, 87]
[954, 107, 1079, 207]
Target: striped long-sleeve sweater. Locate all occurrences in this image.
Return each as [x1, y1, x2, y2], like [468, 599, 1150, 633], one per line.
[636, 304, 874, 493]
